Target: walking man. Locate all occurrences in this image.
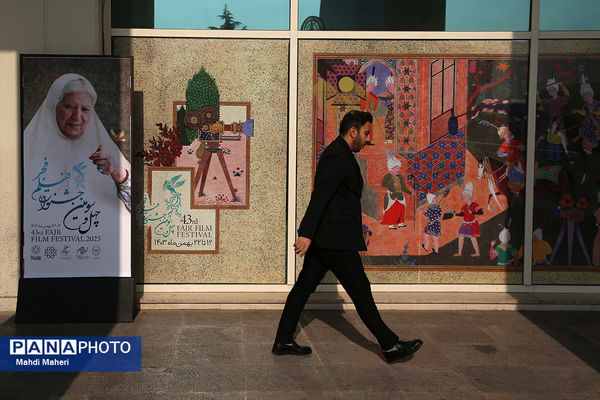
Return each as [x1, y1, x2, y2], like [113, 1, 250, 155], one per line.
[272, 110, 423, 363]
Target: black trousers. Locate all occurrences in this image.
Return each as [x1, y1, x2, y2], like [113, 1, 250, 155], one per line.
[275, 246, 399, 350]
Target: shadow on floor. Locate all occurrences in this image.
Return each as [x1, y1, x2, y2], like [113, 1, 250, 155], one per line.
[519, 310, 600, 373]
[0, 314, 120, 399]
[302, 307, 382, 353]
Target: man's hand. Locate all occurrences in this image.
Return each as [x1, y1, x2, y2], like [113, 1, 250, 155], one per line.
[293, 236, 311, 257]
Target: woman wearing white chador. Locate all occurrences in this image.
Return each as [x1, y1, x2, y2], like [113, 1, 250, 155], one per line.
[23, 73, 131, 278]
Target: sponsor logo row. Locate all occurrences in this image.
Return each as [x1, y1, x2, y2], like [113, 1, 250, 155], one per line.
[30, 245, 101, 260]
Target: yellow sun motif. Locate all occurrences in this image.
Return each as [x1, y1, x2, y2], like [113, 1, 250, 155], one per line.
[338, 76, 355, 93]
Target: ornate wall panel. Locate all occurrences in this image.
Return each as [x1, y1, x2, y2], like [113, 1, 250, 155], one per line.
[298, 40, 529, 284]
[532, 40, 600, 285]
[113, 37, 289, 283]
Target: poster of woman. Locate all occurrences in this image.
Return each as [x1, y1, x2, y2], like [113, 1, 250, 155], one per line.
[21, 56, 132, 278]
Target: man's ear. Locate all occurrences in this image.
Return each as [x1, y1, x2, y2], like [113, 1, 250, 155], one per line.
[348, 126, 357, 138]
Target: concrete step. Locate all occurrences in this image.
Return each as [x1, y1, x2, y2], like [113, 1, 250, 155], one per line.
[137, 292, 600, 311]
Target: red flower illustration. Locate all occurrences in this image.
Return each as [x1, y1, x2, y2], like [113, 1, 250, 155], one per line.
[141, 123, 183, 167]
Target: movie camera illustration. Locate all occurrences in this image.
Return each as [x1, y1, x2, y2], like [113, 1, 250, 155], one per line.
[183, 105, 254, 203]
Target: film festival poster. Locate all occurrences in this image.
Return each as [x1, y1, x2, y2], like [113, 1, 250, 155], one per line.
[21, 55, 132, 278]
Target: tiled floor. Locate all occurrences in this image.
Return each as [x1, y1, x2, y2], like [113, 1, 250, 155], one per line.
[1, 309, 599, 399]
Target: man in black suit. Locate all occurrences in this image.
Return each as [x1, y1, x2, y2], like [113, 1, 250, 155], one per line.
[272, 110, 423, 363]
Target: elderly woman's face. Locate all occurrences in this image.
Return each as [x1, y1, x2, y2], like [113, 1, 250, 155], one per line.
[56, 91, 93, 139]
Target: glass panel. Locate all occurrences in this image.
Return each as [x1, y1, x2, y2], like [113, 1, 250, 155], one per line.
[540, 0, 600, 31]
[113, 0, 290, 30]
[446, 0, 529, 31]
[533, 40, 600, 285]
[156, 0, 289, 30]
[112, 0, 154, 29]
[299, 0, 529, 31]
[298, 40, 529, 284]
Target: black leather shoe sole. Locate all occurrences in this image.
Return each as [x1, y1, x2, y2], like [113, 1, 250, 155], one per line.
[272, 341, 312, 356]
[383, 339, 423, 363]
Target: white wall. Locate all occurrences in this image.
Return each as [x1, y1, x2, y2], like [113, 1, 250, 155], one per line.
[0, 0, 106, 310]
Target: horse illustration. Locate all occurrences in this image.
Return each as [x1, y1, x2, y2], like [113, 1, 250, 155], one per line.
[479, 157, 570, 212]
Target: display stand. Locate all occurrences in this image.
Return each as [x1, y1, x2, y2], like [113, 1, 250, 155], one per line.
[15, 277, 137, 323]
[18, 54, 137, 324]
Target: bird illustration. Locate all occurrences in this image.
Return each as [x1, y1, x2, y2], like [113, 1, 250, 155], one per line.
[110, 129, 126, 142]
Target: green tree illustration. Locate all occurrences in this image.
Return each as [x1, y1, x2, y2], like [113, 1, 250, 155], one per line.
[185, 67, 220, 143]
[208, 4, 247, 30]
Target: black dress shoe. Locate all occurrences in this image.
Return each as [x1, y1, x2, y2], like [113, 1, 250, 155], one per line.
[383, 339, 423, 363]
[272, 341, 312, 356]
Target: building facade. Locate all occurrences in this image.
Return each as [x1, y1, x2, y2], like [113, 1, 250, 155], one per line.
[1, 1, 600, 310]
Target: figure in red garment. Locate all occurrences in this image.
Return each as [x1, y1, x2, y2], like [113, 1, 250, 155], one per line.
[497, 125, 526, 195]
[453, 181, 483, 257]
[381, 150, 412, 229]
[538, 77, 569, 162]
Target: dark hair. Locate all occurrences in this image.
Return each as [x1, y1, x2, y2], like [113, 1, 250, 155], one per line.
[339, 110, 373, 136]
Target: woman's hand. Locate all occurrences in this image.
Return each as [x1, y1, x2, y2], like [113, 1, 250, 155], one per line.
[89, 151, 128, 183]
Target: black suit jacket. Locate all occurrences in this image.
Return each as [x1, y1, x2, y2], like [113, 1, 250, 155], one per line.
[298, 135, 366, 251]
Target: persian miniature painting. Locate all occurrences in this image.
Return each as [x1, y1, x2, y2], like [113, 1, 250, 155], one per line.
[532, 55, 600, 273]
[313, 54, 530, 270]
